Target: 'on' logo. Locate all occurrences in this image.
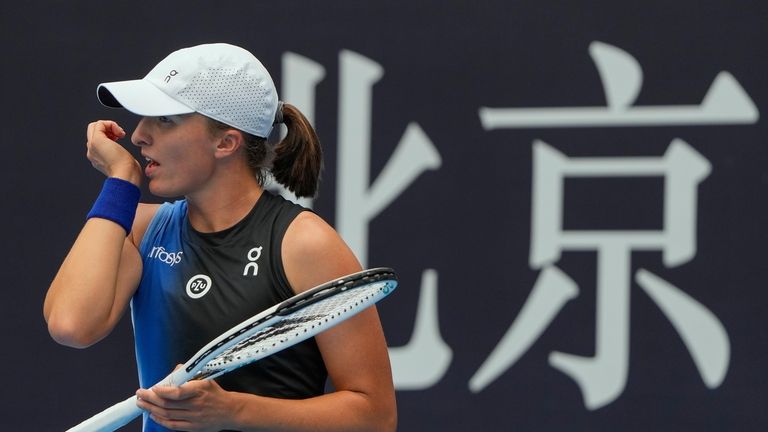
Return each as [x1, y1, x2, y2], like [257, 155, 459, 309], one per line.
[243, 246, 263, 277]
[186, 274, 212, 299]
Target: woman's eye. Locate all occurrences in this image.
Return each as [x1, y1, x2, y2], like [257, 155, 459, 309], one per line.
[158, 116, 172, 123]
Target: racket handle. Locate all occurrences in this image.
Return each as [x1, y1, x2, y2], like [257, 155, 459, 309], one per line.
[65, 395, 142, 432]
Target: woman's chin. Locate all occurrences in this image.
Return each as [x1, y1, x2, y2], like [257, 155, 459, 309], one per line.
[148, 182, 181, 199]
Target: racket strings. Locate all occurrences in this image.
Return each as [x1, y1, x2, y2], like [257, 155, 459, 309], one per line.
[200, 281, 390, 377]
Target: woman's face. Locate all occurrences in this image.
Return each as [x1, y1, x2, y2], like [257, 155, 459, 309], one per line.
[131, 113, 219, 198]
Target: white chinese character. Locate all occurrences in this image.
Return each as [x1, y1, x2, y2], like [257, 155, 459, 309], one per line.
[470, 140, 730, 410]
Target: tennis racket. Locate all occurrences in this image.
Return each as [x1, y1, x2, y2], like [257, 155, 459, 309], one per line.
[66, 267, 398, 432]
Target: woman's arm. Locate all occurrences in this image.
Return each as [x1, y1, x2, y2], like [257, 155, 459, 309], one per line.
[43, 120, 156, 348]
[271, 211, 397, 430]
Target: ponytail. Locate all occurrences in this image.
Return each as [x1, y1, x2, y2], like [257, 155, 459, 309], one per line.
[271, 103, 323, 198]
[204, 103, 323, 198]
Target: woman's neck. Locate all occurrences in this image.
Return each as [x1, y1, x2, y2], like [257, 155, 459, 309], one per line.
[185, 174, 264, 233]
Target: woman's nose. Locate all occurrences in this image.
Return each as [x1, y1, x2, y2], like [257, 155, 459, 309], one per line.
[131, 117, 151, 147]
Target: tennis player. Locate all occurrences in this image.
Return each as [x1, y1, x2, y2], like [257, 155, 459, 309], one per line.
[44, 43, 396, 431]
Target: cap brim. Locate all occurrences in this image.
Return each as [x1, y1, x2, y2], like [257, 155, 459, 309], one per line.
[97, 79, 195, 117]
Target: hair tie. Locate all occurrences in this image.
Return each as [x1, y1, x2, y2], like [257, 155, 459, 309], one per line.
[274, 101, 285, 125]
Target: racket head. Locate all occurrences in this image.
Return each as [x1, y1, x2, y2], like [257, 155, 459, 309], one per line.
[164, 267, 397, 385]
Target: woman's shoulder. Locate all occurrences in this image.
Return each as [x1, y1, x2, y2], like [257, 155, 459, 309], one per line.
[284, 211, 335, 248]
[128, 201, 185, 248]
[281, 212, 362, 294]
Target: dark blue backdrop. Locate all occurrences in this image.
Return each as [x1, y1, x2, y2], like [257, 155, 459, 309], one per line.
[2, 1, 766, 430]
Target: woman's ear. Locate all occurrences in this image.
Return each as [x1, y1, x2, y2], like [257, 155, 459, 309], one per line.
[214, 130, 245, 159]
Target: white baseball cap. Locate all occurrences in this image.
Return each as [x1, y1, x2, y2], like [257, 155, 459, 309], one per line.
[97, 43, 279, 138]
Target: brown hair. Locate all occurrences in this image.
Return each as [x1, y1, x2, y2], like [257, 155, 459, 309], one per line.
[205, 103, 323, 198]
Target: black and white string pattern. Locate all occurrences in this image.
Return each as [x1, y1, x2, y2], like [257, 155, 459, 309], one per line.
[198, 281, 390, 379]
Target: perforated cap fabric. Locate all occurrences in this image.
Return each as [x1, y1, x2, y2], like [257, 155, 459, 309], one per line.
[97, 43, 279, 138]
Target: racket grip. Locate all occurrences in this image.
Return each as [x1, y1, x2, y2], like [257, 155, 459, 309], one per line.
[65, 395, 142, 432]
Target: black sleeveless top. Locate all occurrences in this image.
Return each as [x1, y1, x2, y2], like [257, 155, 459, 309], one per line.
[134, 191, 327, 429]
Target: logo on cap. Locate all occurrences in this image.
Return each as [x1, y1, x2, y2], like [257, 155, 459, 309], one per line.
[165, 70, 178, 83]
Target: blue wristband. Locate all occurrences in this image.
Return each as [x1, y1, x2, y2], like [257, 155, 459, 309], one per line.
[87, 177, 141, 235]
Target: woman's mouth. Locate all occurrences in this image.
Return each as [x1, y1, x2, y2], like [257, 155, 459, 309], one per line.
[145, 157, 159, 176]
